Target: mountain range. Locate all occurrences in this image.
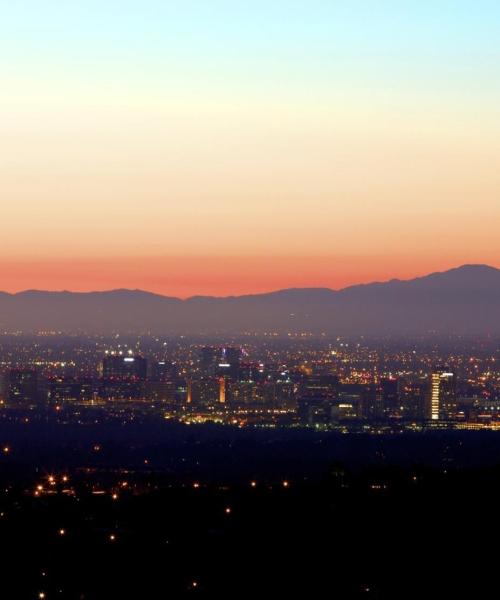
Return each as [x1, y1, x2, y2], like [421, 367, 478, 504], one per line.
[0, 264, 498, 335]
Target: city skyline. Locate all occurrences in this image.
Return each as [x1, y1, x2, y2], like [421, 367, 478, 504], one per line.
[1, 2, 499, 296]
[1, 3, 498, 597]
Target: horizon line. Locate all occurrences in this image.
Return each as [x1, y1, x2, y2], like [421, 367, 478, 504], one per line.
[1, 263, 497, 300]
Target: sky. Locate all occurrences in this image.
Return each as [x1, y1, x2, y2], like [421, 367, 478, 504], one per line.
[1, 1, 499, 297]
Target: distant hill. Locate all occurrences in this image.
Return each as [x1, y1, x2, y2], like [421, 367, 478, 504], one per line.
[0, 265, 498, 335]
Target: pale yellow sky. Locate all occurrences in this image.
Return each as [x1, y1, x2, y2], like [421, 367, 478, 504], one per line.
[1, 2, 499, 294]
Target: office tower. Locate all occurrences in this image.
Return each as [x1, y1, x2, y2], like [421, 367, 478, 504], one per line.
[102, 354, 148, 380]
[217, 347, 241, 380]
[400, 379, 428, 421]
[227, 381, 259, 406]
[145, 380, 176, 404]
[150, 360, 173, 381]
[145, 360, 176, 404]
[379, 377, 400, 418]
[189, 378, 220, 407]
[199, 347, 241, 380]
[200, 347, 218, 375]
[301, 374, 339, 399]
[8, 369, 38, 406]
[335, 383, 376, 422]
[173, 377, 190, 405]
[297, 374, 339, 425]
[47, 377, 94, 404]
[100, 354, 148, 400]
[428, 367, 456, 421]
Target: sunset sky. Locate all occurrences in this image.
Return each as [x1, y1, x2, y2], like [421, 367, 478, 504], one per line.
[1, 1, 499, 297]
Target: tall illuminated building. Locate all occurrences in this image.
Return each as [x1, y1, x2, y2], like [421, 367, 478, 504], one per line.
[428, 367, 456, 421]
[219, 377, 226, 404]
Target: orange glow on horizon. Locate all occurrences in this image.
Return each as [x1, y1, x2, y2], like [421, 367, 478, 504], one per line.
[0, 255, 497, 298]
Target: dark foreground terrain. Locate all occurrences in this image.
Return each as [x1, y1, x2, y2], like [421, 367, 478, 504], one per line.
[1, 409, 499, 598]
